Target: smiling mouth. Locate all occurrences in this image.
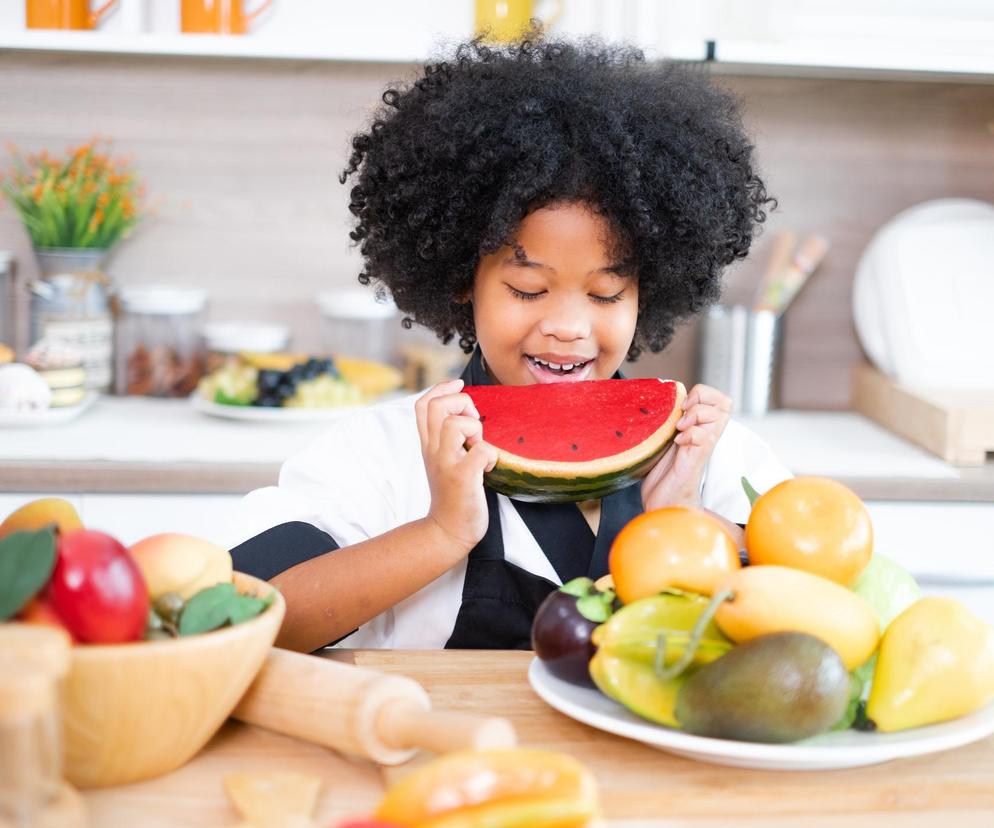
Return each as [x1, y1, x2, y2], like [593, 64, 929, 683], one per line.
[525, 355, 593, 375]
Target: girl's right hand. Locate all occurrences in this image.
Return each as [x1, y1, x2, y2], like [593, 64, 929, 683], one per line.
[415, 378, 498, 553]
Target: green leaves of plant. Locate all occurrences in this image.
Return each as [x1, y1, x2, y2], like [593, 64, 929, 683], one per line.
[178, 582, 273, 636]
[0, 528, 57, 620]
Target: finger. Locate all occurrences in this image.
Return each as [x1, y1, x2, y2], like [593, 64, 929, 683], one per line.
[416, 379, 464, 452]
[465, 440, 500, 474]
[684, 384, 732, 413]
[677, 404, 728, 430]
[427, 392, 479, 453]
[439, 414, 484, 458]
[674, 425, 712, 448]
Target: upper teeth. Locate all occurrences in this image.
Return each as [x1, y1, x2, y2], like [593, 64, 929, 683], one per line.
[533, 358, 583, 371]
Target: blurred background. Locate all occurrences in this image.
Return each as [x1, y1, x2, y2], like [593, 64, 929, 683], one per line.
[1, 2, 992, 587]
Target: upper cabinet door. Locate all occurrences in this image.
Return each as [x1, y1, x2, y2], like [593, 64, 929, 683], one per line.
[693, 0, 994, 78]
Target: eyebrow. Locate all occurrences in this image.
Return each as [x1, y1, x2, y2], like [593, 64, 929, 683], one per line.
[504, 253, 630, 278]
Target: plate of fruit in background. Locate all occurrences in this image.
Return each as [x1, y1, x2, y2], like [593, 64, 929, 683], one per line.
[525, 473, 994, 771]
[191, 352, 405, 422]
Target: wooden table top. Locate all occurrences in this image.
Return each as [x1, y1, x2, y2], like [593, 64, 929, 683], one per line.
[84, 650, 994, 827]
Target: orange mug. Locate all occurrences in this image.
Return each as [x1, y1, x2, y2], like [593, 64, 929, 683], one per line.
[181, 0, 274, 35]
[26, 0, 118, 29]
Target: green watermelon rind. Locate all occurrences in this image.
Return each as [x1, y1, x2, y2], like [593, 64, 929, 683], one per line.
[484, 379, 686, 503]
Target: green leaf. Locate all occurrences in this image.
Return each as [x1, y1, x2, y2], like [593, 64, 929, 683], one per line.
[226, 594, 267, 625]
[741, 476, 762, 508]
[0, 528, 58, 620]
[559, 577, 594, 598]
[576, 593, 613, 623]
[178, 582, 237, 635]
[177, 582, 272, 634]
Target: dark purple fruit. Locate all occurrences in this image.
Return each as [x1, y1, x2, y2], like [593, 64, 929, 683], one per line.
[532, 590, 600, 688]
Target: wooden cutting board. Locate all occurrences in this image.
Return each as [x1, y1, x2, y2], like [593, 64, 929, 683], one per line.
[852, 361, 994, 466]
[84, 650, 994, 827]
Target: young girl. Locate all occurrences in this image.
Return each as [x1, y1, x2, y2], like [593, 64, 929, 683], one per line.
[231, 37, 791, 653]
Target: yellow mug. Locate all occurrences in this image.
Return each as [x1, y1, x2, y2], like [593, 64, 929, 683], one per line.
[181, 0, 274, 35]
[475, 0, 564, 43]
[26, 0, 118, 29]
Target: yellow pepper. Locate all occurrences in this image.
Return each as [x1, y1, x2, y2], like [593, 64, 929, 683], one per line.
[374, 749, 599, 827]
[867, 597, 994, 732]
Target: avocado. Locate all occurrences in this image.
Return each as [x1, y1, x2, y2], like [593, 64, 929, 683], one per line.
[675, 632, 850, 743]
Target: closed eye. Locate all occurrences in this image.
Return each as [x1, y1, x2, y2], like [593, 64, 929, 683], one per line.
[591, 290, 626, 304]
[506, 284, 545, 301]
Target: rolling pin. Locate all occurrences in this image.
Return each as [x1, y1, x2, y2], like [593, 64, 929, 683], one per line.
[232, 648, 517, 765]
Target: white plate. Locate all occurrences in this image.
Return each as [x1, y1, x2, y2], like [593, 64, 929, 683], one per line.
[528, 658, 994, 771]
[0, 392, 98, 428]
[190, 393, 363, 422]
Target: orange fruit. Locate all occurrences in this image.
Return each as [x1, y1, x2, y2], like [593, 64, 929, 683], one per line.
[609, 507, 740, 603]
[745, 476, 872, 586]
[0, 497, 82, 540]
[375, 749, 599, 825]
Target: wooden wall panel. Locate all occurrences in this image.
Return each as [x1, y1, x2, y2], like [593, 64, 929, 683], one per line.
[2, 52, 993, 408]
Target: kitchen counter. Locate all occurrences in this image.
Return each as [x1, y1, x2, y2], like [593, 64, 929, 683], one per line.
[84, 649, 994, 827]
[2, 397, 992, 501]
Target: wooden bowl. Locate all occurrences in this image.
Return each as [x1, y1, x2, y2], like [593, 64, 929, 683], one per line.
[62, 572, 285, 788]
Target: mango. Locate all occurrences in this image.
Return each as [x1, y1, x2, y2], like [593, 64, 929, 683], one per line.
[714, 565, 880, 670]
[0, 497, 82, 540]
[130, 533, 233, 601]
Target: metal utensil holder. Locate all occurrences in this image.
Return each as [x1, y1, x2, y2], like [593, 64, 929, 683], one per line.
[696, 305, 784, 415]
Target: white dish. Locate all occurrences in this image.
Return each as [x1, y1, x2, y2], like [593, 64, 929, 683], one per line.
[190, 392, 363, 422]
[528, 657, 994, 771]
[0, 392, 98, 428]
[852, 198, 994, 391]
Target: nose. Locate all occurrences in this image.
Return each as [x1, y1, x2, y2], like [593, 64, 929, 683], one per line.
[536, 292, 592, 343]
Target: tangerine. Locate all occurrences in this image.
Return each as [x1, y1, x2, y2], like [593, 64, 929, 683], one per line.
[745, 476, 872, 586]
[609, 506, 740, 603]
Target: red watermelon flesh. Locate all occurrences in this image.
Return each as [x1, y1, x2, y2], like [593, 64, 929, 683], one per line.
[466, 379, 679, 461]
[464, 378, 686, 503]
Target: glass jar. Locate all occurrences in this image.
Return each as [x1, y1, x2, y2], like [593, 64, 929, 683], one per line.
[115, 285, 208, 397]
[0, 624, 75, 827]
[0, 251, 15, 351]
[29, 247, 114, 392]
[202, 321, 290, 374]
[316, 288, 398, 365]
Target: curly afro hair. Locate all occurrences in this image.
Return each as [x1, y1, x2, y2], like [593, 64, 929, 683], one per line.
[341, 36, 774, 359]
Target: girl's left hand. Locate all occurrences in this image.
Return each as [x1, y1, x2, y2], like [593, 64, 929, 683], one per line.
[641, 384, 732, 512]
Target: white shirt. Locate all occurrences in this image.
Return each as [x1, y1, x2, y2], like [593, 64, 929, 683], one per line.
[230, 391, 792, 649]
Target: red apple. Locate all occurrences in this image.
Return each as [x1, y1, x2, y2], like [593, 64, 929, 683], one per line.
[49, 530, 149, 644]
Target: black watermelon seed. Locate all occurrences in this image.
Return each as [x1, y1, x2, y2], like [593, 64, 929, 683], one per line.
[639, 407, 649, 415]
[517, 436, 524, 444]
[480, 415, 486, 423]
[615, 430, 623, 437]
[571, 444, 578, 451]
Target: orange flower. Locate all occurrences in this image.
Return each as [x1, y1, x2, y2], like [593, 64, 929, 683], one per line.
[96, 192, 110, 208]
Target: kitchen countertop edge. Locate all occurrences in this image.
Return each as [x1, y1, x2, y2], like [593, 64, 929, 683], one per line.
[3, 459, 994, 502]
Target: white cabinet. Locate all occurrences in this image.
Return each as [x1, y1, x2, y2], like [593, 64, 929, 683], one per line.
[2, 0, 992, 77]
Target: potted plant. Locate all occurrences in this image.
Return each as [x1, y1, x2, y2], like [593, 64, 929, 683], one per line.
[1, 138, 147, 391]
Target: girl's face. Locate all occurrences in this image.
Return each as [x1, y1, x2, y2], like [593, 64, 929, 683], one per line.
[470, 202, 639, 386]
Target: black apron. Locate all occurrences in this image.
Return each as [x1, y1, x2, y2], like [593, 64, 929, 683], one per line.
[445, 349, 644, 650]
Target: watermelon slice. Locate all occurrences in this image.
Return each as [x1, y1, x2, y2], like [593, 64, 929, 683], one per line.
[465, 378, 686, 503]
